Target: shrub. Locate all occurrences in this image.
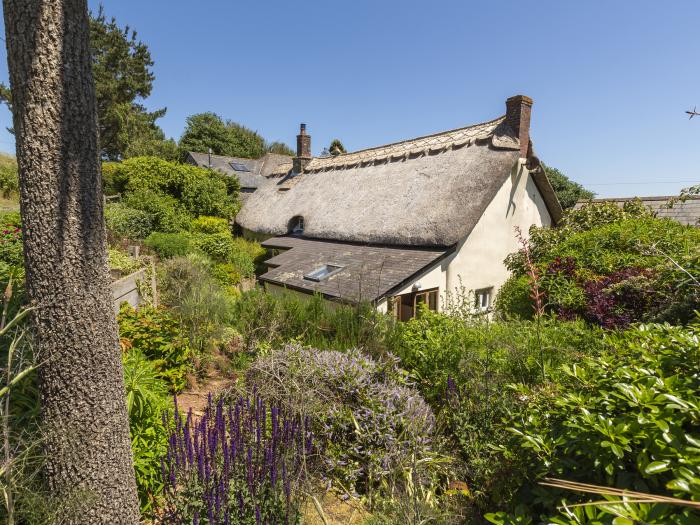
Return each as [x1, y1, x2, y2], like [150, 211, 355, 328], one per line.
[124, 188, 193, 233]
[158, 254, 237, 355]
[145, 232, 192, 259]
[192, 232, 235, 262]
[105, 203, 155, 240]
[489, 320, 700, 524]
[232, 288, 390, 354]
[113, 156, 238, 220]
[247, 345, 440, 507]
[160, 393, 314, 524]
[387, 309, 604, 510]
[499, 202, 700, 326]
[108, 248, 144, 276]
[191, 215, 230, 235]
[118, 304, 191, 391]
[122, 350, 170, 515]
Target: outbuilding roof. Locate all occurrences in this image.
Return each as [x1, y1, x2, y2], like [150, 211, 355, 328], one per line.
[237, 115, 560, 246]
[260, 236, 451, 303]
[186, 151, 291, 190]
[574, 196, 700, 226]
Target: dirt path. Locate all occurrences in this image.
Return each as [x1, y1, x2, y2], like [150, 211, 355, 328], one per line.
[175, 373, 234, 417]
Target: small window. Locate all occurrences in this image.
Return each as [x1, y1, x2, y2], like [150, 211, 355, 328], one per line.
[288, 215, 304, 235]
[230, 162, 250, 172]
[304, 264, 344, 282]
[475, 288, 493, 311]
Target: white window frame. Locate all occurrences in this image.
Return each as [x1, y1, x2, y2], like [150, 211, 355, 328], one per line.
[475, 287, 493, 312]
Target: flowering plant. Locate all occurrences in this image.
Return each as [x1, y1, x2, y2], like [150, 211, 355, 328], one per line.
[160, 393, 314, 525]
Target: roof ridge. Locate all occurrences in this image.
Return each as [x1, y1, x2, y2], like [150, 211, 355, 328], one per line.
[336, 115, 506, 157]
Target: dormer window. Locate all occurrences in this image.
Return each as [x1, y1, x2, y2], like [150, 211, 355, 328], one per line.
[288, 215, 304, 235]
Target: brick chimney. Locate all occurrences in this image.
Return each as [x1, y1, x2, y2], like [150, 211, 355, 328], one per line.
[505, 95, 533, 158]
[293, 123, 312, 173]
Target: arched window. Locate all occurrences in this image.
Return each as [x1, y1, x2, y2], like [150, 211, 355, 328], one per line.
[288, 215, 304, 235]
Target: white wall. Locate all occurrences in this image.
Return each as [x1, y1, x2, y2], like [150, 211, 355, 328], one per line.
[442, 159, 552, 301]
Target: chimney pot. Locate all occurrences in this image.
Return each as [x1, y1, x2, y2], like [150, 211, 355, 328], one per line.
[505, 95, 533, 158]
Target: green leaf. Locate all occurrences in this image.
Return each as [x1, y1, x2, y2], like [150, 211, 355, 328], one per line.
[644, 460, 670, 474]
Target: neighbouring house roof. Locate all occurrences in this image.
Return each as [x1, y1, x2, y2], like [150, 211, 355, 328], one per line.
[574, 196, 700, 226]
[259, 236, 452, 303]
[186, 151, 291, 190]
[236, 116, 561, 246]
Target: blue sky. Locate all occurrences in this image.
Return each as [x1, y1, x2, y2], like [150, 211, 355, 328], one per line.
[1, 1, 699, 197]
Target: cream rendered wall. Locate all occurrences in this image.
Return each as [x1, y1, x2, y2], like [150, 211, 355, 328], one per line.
[443, 159, 552, 300]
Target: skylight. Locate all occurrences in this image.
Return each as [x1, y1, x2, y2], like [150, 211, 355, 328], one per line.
[304, 264, 344, 282]
[229, 162, 250, 172]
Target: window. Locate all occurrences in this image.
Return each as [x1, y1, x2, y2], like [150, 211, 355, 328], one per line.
[388, 288, 439, 321]
[304, 264, 344, 282]
[288, 215, 304, 235]
[229, 162, 250, 172]
[475, 288, 493, 311]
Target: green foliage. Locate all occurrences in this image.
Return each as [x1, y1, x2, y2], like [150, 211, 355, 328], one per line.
[494, 320, 700, 524]
[232, 288, 391, 354]
[329, 138, 347, 155]
[107, 247, 143, 275]
[543, 165, 595, 210]
[122, 350, 170, 514]
[113, 156, 238, 228]
[190, 215, 230, 235]
[0, 153, 18, 198]
[157, 254, 237, 355]
[118, 304, 191, 391]
[145, 232, 192, 259]
[178, 112, 266, 159]
[499, 202, 700, 326]
[104, 203, 155, 240]
[192, 231, 235, 261]
[265, 141, 294, 156]
[89, 7, 172, 160]
[387, 309, 604, 511]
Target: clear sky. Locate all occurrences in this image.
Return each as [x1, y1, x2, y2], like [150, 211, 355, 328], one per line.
[1, 1, 699, 198]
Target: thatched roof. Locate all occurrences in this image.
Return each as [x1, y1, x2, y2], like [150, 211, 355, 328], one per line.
[186, 152, 291, 190]
[574, 196, 700, 226]
[236, 116, 559, 246]
[260, 236, 451, 303]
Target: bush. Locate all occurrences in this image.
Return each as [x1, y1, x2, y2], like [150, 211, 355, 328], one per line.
[160, 393, 313, 524]
[191, 215, 230, 234]
[108, 248, 144, 276]
[145, 232, 192, 259]
[247, 345, 441, 507]
[232, 288, 390, 354]
[122, 350, 170, 515]
[105, 203, 155, 240]
[192, 231, 235, 262]
[387, 309, 604, 511]
[158, 254, 237, 355]
[118, 304, 191, 391]
[499, 202, 700, 327]
[0, 160, 18, 198]
[113, 156, 238, 220]
[124, 188, 193, 233]
[489, 320, 700, 524]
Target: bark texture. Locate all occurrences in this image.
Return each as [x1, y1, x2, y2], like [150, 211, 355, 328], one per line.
[2, 1, 140, 522]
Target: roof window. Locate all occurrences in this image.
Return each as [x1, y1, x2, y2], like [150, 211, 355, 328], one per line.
[288, 215, 304, 235]
[230, 162, 250, 172]
[304, 264, 344, 282]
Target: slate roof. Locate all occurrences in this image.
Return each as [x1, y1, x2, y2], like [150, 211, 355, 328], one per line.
[186, 152, 291, 190]
[237, 116, 562, 246]
[574, 196, 700, 226]
[259, 236, 452, 303]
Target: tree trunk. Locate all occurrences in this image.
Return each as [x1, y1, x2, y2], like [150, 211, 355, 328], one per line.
[2, 1, 140, 523]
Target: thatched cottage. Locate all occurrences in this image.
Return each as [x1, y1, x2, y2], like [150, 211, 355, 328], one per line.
[236, 95, 562, 320]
